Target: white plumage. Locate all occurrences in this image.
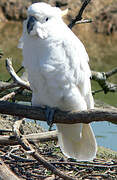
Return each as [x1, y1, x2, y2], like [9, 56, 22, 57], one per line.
[20, 2, 97, 161]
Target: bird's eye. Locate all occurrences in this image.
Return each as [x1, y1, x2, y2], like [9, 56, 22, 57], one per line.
[46, 17, 49, 21]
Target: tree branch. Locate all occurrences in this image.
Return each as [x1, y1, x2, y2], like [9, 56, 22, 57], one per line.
[92, 70, 117, 94]
[105, 67, 117, 78]
[7, 66, 24, 82]
[68, 0, 91, 29]
[6, 58, 30, 90]
[0, 81, 18, 93]
[75, 19, 92, 24]
[0, 87, 24, 101]
[0, 131, 57, 145]
[0, 101, 117, 124]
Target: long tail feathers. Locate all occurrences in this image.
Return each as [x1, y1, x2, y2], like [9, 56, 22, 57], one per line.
[56, 123, 97, 161]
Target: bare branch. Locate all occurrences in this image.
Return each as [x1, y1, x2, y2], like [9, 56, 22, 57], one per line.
[0, 129, 12, 134]
[92, 89, 104, 95]
[24, 131, 57, 142]
[92, 71, 117, 94]
[7, 66, 24, 82]
[51, 161, 117, 169]
[75, 19, 92, 24]
[0, 131, 57, 145]
[0, 91, 16, 101]
[68, 0, 91, 29]
[105, 67, 117, 78]
[0, 101, 117, 124]
[0, 81, 18, 93]
[0, 87, 24, 101]
[6, 58, 31, 90]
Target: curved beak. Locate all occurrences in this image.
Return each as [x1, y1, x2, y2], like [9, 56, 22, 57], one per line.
[27, 16, 37, 34]
[61, 9, 68, 17]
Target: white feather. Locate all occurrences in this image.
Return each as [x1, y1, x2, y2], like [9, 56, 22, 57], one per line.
[20, 2, 97, 161]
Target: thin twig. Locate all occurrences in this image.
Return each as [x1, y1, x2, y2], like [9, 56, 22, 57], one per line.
[68, 0, 91, 29]
[82, 174, 110, 179]
[8, 153, 36, 163]
[51, 161, 117, 169]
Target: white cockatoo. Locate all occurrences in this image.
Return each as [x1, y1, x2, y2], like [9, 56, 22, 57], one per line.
[19, 2, 97, 161]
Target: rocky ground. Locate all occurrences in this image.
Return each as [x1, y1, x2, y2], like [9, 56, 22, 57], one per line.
[0, 0, 117, 34]
[0, 114, 44, 135]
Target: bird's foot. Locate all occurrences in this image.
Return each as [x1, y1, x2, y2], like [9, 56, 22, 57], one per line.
[45, 106, 55, 131]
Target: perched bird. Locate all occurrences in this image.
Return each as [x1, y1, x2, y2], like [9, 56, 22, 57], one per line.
[19, 2, 97, 161]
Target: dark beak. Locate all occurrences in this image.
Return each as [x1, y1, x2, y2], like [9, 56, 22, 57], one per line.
[27, 16, 37, 34]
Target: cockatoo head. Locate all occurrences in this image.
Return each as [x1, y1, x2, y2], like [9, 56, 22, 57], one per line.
[26, 2, 68, 39]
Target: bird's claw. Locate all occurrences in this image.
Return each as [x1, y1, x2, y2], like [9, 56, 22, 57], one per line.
[45, 106, 55, 130]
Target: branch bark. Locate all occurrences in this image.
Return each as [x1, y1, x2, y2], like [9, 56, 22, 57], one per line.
[0, 101, 117, 124]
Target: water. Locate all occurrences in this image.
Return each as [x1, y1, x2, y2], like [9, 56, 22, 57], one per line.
[0, 22, 117, 151]
[92, 122, 117, 151]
